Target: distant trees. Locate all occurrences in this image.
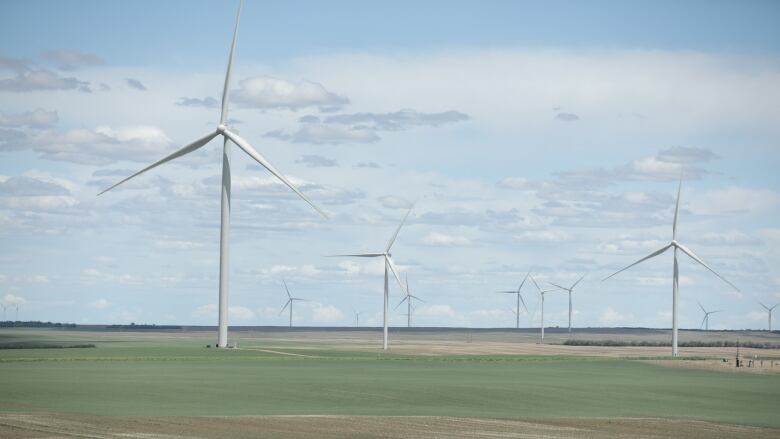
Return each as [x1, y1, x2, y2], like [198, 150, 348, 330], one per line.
[0, 321, 76, 328]
[563, 339, 780, 349]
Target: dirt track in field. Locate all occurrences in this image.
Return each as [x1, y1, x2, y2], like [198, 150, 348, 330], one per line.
[1, 413, 778, 439]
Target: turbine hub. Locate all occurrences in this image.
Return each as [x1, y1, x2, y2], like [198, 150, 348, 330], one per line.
[217, 124, 228, 133]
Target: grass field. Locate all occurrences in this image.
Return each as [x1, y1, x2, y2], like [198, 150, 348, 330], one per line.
[1, 327, 779, 438]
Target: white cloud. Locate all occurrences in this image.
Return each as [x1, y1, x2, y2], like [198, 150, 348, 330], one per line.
[87, 298, 110, 309]
[690, 187, 780, 215]
[233, 76, 348, 110]
[311, 304, 343, 322]
[422, 232, 471, 246]
[2, 294, 26, 305]
[512, 230, 568, 243]
[194, 304, 255, 322]
[416, 304, 458, 319]
[599, 307, 631, 325]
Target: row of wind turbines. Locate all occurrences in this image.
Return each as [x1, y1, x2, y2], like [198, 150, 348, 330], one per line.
[96, 1, 773, 357]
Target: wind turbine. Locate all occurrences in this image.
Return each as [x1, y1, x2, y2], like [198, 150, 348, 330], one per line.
[497, 271, 530, 329]
[549, 274, 585, 333]
[279, 280, 307, 328]
[697, 302, 721, 331]
[603, 177, 738, 356]
[353, 309, 365, 328]
[395, 275, 424, 328]
[330, 204, 413, 350]
[758, 301, 779, 331]
[97, 1, 326, 348]
[14, 304, 19, 321]
[530, 276, 559, 343]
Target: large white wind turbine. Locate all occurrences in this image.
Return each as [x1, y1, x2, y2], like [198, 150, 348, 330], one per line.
[98, 1, 326, 348]
[603, 177, 738, 356]
[279, 280, 307, 328]
[395, 275, 424, 328]
[549, 274, 585, 333]
[697, 302, 721, 331]
[530, 276, 559, 343]
[758, 301, 779, 331]
[330, 204, 413, 350]
[497, 271, 530, 329]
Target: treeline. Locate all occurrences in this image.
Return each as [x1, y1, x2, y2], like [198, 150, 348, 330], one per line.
[563, 340, 780, 349]
[0, 321, 77, 328]
[106, 324, 182, 330]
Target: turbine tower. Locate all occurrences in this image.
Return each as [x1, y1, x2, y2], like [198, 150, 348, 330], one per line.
[530, 276, 558, 343]
[698, 302, 721, 331]
[603, 177, 738, 356]
[759, 301, 779, 331]
[353, 309, 365, 328]
[549, 274, 585, 333]
[330, 204, 413, 350]
[279, 280, 307, 328]
[395, 275, 424, 328]
[98, 1, 326, 348]
[497, 271, 530, 329]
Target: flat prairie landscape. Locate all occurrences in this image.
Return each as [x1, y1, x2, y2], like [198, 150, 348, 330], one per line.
[1, 327, 779, 438]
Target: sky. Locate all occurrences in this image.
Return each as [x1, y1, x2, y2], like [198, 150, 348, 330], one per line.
[1, 0, 779, 331]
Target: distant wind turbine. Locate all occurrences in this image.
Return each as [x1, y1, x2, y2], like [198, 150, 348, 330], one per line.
[603, 176, 738, 356]
[279, 280, 307, 328]
[330, 204, 413, 350]
[497, 271, 530, 329]
[395, 275, 424, 328]
[758, 301, 779, 331]
[97, 1, 327, 348]
[698, 302, 721, 331]
[549, 274, 585, 333]
[530, 275, 560, 343]
[353, 309, 365, 328]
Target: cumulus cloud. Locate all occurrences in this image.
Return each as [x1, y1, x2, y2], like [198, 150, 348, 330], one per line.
[194, 304, 256, 321]
[656, 146, 719, 164]
[42, 50, 104, 70]
[176, 96, 218, 108]
[377, 195, 412, 209]
[422, 232, 471, 246]
[689, 187, 780, 215]
[324, 109, 469, 131]
[126, 78, 147, 91]
[2, 294, 26, 306]
[87, 298, 111, 309]
[1, 124, 174, 165]
[233, 76, 348, 110]
[295, 154, 338, 167]
[599, 307, 631, 325]
[0, 108, 58, 128]
[512, 230, 569, 243]
[416, 304, 459, 319]
[554, 112, 580, 122]
[0, 56, 91, 92]
[310, 304, 344, 322]
[355, 161, 381, 169]
[265, 124, 379, 145]
[0, 175, 70, 197]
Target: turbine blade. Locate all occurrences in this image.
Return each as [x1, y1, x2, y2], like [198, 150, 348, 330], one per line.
[530, 275, 542, 293]
[602, 244, 673, 281]
[673, 173, 682, 240]
[98, 131, 218, 195]
[518, 271, 530, 293]
[223, 129, 328, 219]
[757, 301, 769, 311]
[698, 301, 706, 313]
[326, 253, 384, 258]
[700, 315, 707, 329]
[519, 293, 528, 313]
[279, 299, 291, 315]
[385, 256, 407, 295]
[548, 282, 568, 291]
[394, 296, 408, 310]
[385, 203, 415, 253]
[283, 279, 291, 298]
[220, 0, 243, 125]
[497, 291, 517, 294]
[409, 294, 424, 302]
[675, 242, 739, 291]
[570, 274, 586, 290]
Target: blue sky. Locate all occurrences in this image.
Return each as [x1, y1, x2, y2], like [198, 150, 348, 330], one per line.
[1, 0, 779, 331]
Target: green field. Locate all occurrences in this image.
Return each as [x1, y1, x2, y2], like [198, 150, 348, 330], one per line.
[1, 328, 778, 432]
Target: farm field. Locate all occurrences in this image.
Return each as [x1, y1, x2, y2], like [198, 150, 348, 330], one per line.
[1, 327, 779, 438]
